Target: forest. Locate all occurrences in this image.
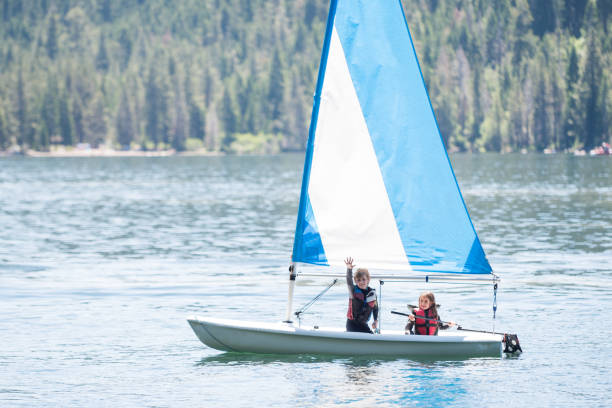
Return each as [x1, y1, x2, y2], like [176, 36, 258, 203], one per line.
[0, 0, 610, 154]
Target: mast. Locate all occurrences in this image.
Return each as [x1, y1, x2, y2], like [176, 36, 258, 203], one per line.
[285, 0, 339, 323]
[284, 263, 297, 323]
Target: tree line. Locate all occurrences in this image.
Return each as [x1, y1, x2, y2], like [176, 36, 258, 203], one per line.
[0, 0, 610, 154]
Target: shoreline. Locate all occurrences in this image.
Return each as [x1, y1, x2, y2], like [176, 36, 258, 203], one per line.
[1, 147, 610, 158]
[1, 147, 224, 158]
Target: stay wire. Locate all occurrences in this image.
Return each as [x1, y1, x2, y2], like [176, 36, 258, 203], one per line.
[492, 282, 498, 332]
[294, 279, 338, 321]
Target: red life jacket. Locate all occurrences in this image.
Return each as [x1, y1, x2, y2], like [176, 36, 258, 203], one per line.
[414, 309, 439, 335]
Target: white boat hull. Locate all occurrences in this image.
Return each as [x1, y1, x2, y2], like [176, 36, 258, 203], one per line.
[188, 317, 503, 357]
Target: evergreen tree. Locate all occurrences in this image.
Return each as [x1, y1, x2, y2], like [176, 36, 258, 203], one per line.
[158, 78, 170, 147]
[184, 73, 205, 140]
[46, 15, 58, 59]
[220, 87, 237, 150]
[58, 91, 74, 146]
[85, 97, 107, 147]
[118, 29, 132, 71]
[533, 66, 551, 151]
[116, 89, 134, 149]
[96, 33, 110, 72]
[16, 70, 28, 147]
[144, 68, 159, 148]
[470, 67, 483, 149]
[598, 0, 612, 32]
[172, 94, 187, 151]
[580, 2, 605, 150]
[100, 0, 112, 23]
[550, 68, 563, 150]
[512, 2, 535, 72]
[241, 0, 254, 23]
[304, 0, 318, 27]
[2, 0, 9, 22]
[268, 49, 285, 132]
[38, 123, 50, 151]
[0, 108, 7, 149]
[563, 0, 588, 36]
[243, 78, 261, 135]
[203, 67, 215, 108]
[528, 0, 557, 36]
[40, 76, 59, 145]
[188, 103, 205, 141]
[563, 45, 581, 150]
[73, 98, 85, 144]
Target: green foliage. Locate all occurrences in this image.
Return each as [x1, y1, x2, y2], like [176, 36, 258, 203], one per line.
[185, 137, 205, 151]
[0, 0, 610, 154]
[228, 132, 282, 154]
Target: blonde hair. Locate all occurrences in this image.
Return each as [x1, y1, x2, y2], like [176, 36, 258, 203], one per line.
[354, 268, 370, 280]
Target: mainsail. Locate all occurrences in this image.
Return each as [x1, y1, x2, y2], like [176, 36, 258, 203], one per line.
[292, 0, 491, 275]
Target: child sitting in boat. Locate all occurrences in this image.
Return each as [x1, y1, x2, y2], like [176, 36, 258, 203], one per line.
[344, 257, 378, 333]
[405, 292, 455, 335]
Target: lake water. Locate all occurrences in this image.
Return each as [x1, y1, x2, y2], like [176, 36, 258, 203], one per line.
[1, 154, 611, 407]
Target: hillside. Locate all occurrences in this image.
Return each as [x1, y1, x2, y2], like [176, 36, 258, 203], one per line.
[0, 0, 610, 153]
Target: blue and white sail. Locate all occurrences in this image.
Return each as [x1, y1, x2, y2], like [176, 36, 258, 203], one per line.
[292, 0, 491, 275]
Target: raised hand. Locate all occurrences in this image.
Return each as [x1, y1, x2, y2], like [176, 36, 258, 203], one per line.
[344, 257, 354, 269]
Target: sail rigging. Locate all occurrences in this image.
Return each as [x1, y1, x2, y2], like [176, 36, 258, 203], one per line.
[291, 0, 491, 275]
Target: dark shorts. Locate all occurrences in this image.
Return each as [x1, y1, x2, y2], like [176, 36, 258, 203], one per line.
[346, 319, 373, 333]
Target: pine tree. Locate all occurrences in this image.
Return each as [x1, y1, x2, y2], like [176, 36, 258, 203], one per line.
[528, 0, 557, 36]
[58, 91, 74, 146]
[38, 123, 50, 151]
[46, 15, 58, 59]
[203, 67, 215, 108]
[598, 0, 612, 32]
[304, 0, 318, 27]
[562, 45, 581, 150]
[16, 70, 28, 148]
[145, 68, 159, 149]
[172, 95, 187, 151]
[470, 67, 483, 150]
[85, 97, 107, 147]
[96, 33, 110, 72]
[580, 2, 605, 150]
[512, 2, 535, 72]
[220, 87, 237, 151]
[116, 90, 134, 149]
[183, 73, 205, 141]
[40, 77, 59, 145]
[158, 78, 170, 147]
[100, 0, 112, 23]
[118, 29, 132, 71]
[533, 66, 551, 151]
[563, 0, 588, 37]
[2, 0, 9, 22]
[72, 100, 84, 144]
[0, 108, 7, 149]
[268, 49, 285, 132]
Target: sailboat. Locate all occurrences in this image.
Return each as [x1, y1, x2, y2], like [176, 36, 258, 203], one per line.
[189, 0, 509, 357]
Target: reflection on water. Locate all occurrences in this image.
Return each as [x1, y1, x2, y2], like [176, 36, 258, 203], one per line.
[1, 154, 611, 407]
[342, 359, 380, 385]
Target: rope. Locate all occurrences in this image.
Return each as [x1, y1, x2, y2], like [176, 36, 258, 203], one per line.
[294, 279, 338, 320]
